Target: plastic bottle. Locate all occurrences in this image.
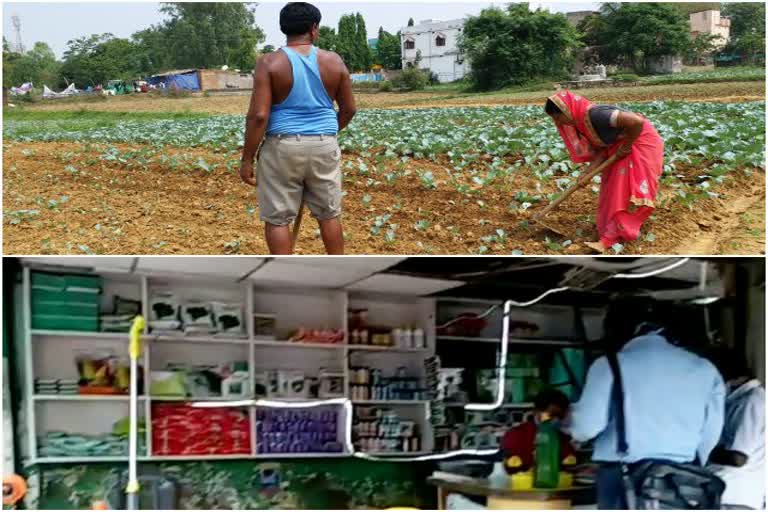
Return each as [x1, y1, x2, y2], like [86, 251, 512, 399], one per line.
[533, 413, 561, 488]
[412, 328, 425, 349]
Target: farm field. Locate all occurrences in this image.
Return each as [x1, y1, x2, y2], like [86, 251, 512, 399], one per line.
[3, 88, 766, 255]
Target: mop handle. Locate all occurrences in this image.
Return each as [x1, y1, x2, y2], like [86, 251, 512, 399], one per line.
[126, 315, 145, 510]
[536, 154, 619, 218]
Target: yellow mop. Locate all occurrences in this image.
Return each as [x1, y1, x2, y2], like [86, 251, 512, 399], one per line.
[126, 315, 145, 510]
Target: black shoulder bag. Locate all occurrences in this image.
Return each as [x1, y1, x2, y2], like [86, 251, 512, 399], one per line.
[605, 351, 726, 510]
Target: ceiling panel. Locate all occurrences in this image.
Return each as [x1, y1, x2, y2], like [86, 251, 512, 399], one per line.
[279, 257, 405, 272]
[21, 257, 136, 273]
[249, 260, 375, 288]
[136, 257, 264, 279]
[347, 273, 465, 295]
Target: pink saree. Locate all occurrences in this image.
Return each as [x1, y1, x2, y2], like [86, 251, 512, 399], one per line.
[548, 90, 664, 248]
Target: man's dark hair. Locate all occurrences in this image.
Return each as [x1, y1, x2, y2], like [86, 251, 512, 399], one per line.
[545, 98, 562, 116]
[280, 2, 322, 36]
[603, 295, 658, 350]
[706, 346, 752, 382]
[533, 388, 570, 412]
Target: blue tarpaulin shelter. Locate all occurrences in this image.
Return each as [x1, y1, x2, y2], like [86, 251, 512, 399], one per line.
[147, 69, 201, 91]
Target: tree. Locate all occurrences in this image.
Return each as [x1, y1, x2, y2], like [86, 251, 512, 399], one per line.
[336, 14, 357, 68]
[376, 27, 401, 70]
[158, 3, 265, 69]
[261, 44, 275, 53]
[722, 3, 765, 63]
[334, 13, 371, 71]
[3, 41, 60, 87]
[582, 3, 690, 72]
[722, 3, 766, 39]
[685, 33, 718, 65]
[354, 13, 372, 71]
[133, 26, 173, 75]
[459, 4, 581, 90]
[60, 34, 143, 87]
[407, 18, 414, 27]
[317, 26, 337, 51]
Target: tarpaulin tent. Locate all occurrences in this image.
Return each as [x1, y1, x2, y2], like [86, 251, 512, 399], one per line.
[42, 83, 79, 99]
[147, 69, 200, 91]
[10, 82, 33, 95]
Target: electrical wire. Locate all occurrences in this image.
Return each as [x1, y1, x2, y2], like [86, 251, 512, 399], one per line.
[194, 257, 695, 463]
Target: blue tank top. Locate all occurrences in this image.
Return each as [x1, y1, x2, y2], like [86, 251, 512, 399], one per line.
[266, 46, 338, 135]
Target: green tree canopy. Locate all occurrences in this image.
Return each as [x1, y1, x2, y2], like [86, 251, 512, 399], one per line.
[376, 27, 401, 70]
[582, 3, 690, 71]
[722, 3, 765, 63]
[316, 26, 338, 51]
[459, 3, 581, 90]
[60, 34, 143, 87]
[334, 13, 371, 72]
[158, 2, 265, 70]
[3, 41, 60, 88]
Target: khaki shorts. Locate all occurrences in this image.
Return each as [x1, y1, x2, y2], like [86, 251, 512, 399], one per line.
[257, 134, 342, 226]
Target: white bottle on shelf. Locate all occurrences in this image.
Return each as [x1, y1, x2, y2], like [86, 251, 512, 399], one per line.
[412, 328, 425, 349]
[402, 327, 413, 348]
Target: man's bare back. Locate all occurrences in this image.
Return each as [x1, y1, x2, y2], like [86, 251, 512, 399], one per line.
[260, 47, 354, 111]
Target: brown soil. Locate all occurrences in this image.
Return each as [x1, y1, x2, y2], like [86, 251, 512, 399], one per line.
[4, 141, 764, 256]
[14, 81, 764, 114]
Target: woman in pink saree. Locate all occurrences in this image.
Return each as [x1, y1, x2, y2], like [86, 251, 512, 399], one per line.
[545, 90, 664, 252]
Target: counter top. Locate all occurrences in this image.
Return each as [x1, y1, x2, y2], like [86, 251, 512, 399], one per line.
[427, 472, 594, 501]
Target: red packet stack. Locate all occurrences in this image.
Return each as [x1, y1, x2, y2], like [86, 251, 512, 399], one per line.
[152, 404, 252, 456]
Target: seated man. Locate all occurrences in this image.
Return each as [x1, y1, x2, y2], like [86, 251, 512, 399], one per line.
[708, 351, 765, 510]
[502, 388, 577, 471]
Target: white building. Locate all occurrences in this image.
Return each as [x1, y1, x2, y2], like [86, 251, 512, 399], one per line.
[689, 10, 731, 48]
[400, 19, 470, 83]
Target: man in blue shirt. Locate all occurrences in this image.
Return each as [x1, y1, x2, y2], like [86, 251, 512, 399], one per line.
[708, 351, 765, 510]
[566, 297, 726, 509]
[240, 2, 357, 254]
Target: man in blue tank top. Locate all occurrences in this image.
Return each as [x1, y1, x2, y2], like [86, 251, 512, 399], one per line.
[240, 2, 357, 254]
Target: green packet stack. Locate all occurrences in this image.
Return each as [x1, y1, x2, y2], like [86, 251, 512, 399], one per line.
[38, 429, 147, 457]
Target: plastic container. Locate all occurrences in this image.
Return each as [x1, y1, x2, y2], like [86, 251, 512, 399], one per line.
[32, 272, 102, 292]
[32, 289, 101, 305]
[32, 314, 99, 331]
[533, 414, 561, 488]
[32, 301, 99, 318]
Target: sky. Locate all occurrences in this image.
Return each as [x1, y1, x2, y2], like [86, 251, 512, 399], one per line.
[2, 1, 600, 59]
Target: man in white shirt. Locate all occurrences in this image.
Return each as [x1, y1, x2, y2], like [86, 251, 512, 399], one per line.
[708, 352, 766, 510]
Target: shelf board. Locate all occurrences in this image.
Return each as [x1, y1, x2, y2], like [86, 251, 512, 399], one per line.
[347, 345, 428, 352]
[31, 456, 130, 464]
[437, 335, 585, 347]
[33, 394, 146, 401]
[146, 335, 251, 345]
[442, 402, 534, 408]
[254, 452, 350, 459]
[150, 396, 251, 403]
[31, 330, 128, 339]
[352, 400, 429, 406]
[252, 340, 345, 349]
[147, 454, 253, 461]
[357, 451, 432, 457]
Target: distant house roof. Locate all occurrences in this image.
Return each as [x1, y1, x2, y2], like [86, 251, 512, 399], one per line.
[150, 69, 198, 78]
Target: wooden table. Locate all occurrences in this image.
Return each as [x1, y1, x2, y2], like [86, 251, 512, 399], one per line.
[427, 473, 595, 510]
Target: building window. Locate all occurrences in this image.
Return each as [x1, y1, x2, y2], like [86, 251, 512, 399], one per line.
[435, 35, 446, 47]
[404, 39, 415, 50]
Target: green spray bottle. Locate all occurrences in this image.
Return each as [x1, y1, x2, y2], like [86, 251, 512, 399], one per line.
[533, 412, 561, 488]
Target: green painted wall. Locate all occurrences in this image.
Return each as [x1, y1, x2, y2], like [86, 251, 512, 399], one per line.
[29, 459, 435, 510]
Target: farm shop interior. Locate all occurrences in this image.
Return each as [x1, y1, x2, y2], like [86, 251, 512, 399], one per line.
[2, 256, 764, 510]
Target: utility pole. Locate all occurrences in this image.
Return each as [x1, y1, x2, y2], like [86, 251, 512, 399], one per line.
[11, 14, 24, 53]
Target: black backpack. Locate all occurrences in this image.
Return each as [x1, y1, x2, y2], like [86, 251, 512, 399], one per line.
[606, 351, 726, 510]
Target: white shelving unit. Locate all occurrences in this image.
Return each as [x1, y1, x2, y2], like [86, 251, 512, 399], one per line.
[22, 266, 439, 465]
